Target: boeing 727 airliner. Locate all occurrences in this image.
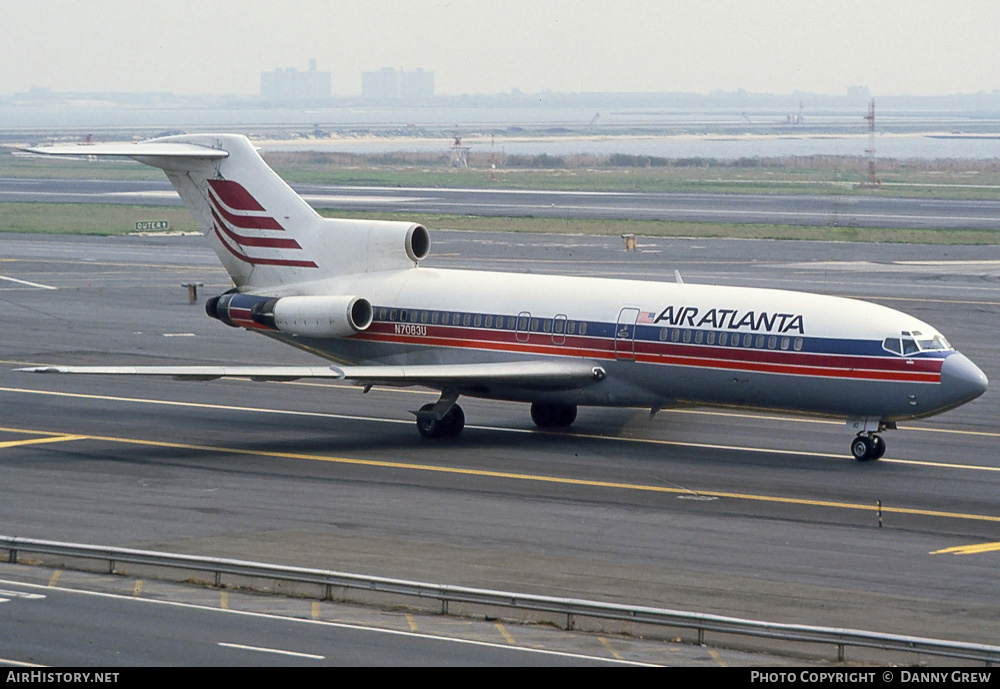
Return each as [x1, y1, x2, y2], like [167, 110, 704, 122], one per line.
[21, 134, 988, 461]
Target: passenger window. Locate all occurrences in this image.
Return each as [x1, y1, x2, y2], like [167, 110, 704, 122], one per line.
[780, 336, 789, 350]
[719, 332, 728, 346]
[743, 333, 752, 347]
[579, 322, 588, 336]
[683, 330, 691, 343]
[485, 315, 493, 328]
[768, 335, 777, 349]
[793, 337, 803, 351]
[567, 321, 576, 335]
[431, 311, 439, 324]
[694, 330, 704, 344]
[474, 314, 482, 327]
[707, 331, 716, 345]
[755, 334, 764, 349]
[671, 329, 680, 342]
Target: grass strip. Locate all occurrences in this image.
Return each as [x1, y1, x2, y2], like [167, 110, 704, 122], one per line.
[2, 201, 995, 244]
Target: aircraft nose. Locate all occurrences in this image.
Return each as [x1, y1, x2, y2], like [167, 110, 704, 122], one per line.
[940, 352, 988, 406]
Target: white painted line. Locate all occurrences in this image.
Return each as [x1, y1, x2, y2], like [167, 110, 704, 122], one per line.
[162, 333, 197, 337]
[0, 589, 45, 600]
[0, 275, 57, 290]
[0, 577, 646, 665]
[218, 641, 324, 660]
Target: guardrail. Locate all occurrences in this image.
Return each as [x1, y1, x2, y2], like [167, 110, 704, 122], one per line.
[2, 535, 997, 665]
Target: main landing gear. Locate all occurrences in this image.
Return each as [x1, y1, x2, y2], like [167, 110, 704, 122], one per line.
[530, 402, 578, 428]
[415, 399, 580, 438]
[850, 433, 886, 462]
[416, 402, 465, 438]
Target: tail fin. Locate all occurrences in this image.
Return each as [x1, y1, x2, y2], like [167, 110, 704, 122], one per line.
[26, 134, 429, 291]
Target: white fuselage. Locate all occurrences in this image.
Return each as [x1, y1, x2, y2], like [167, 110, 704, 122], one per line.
[255, 266, 981, 423]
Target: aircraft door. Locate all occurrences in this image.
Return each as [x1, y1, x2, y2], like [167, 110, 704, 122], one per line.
[552, 314, 567, 345]
[615, 308, 640, 361]
[516, 311, 531, 343]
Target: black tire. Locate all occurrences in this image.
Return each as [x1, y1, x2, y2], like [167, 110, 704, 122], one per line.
[870, 435, 886, 460]
[530, 403, 577, 428]
[416, 403, 440, 438]
[438, 404, 465, 437]
[555, 404, 577, 426]
[851, 435, 874, 461]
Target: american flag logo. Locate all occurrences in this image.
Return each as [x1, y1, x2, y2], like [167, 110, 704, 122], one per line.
[206, 179, 317, 268]
[636, 311, 657, 324]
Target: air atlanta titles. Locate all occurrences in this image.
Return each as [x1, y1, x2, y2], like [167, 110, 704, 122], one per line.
[653, 306, 805, 335]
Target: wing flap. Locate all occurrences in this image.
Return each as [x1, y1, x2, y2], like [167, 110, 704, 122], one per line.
[331, 360, 606, 390]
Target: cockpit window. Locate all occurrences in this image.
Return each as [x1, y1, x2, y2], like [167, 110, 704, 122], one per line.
[918, 334, 951, 351]
[884, 332, 952, 356]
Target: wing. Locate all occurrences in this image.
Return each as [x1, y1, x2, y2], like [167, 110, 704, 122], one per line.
[16, 365, 339, 382]
[331, 360, 607, 391]
[17, 360, 606, 390]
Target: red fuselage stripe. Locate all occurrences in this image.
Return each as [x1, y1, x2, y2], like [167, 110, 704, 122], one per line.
[351, 328, 942, 384]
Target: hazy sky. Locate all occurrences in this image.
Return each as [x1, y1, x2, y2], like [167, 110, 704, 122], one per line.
[3, 0, 999, 97]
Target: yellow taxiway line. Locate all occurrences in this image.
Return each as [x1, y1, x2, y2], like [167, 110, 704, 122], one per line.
[931, 542, 1000, 556]
[0, 434, 87, 449]
[2, 421, 999, 526]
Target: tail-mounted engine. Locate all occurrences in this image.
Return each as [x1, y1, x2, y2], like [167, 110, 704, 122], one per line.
[206, 293, 373, 338]
[318, 219, 431, 272]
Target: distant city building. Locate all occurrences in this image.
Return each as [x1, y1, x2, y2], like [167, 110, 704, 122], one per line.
[261, 59, 331, 102]
[362, 67, 434, 99]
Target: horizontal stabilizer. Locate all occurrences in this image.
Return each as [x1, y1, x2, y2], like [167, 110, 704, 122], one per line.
[23, 142, 229, 160]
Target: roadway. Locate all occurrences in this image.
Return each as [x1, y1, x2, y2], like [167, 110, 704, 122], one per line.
[1, 232, 999, 664]
[3, 176, 1000, 229]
